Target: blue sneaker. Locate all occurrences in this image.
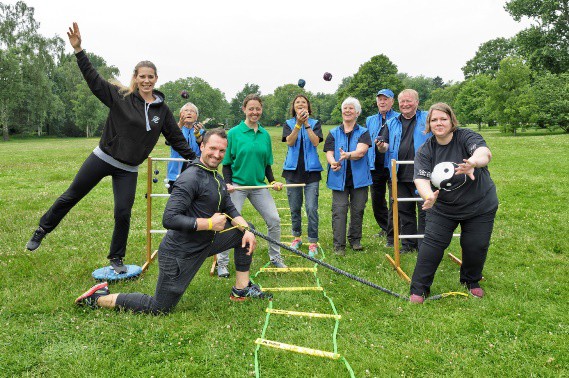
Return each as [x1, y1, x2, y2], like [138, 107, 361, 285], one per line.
[230, 282, 272, 301]
[308, 243, 318, 257]
[75, 282, 109, 308]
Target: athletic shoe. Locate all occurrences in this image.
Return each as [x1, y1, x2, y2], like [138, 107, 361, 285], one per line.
[109, 257, 127, 274]
[26, 227, 47, 251]
[290, 239, 302, 250]
[308, 243, 318, 257]
[400, 246, 417, 254]
[217, 265, 230, 278]
[334, 247, 346, 256]
[230, 281, 272, 301]
[409, 294, 424, 304]
[75, 282, 110, 308]
[271, 257, 287, 268]
[351, 243, 364, 251]
[469, 287, 485, 298]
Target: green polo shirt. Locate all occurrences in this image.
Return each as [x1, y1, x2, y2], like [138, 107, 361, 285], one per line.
[222, 121, 274, 186]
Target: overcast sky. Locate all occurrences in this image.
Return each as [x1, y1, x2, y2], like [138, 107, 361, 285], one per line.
[7, 0, 531, 100]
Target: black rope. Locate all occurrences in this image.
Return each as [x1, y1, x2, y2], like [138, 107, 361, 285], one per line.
[247, 227, 410, 301]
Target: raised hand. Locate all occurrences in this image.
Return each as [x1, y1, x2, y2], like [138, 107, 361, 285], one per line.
[66, 22, 82, 53]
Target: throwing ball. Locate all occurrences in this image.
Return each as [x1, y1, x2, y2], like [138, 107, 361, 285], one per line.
[430, 162, 467, 191]
[181, 90, 189, 99]
[297, 79, 306, 88]
[323, 72, 332, 81]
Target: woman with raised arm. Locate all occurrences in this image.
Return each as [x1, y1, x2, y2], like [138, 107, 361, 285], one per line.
[409, 103, 498, 303]
[25, 23, 196, 274]
[281, 95, 324, 257]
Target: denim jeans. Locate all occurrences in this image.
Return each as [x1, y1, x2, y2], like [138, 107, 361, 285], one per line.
[286, 180, 319, 243]
[217, 186, 281, 267]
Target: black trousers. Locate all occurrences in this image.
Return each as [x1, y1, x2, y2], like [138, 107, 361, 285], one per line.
[387, 181, 425, 249]
[410, 208, 497, 296]
[115, 223, 253, 314]
[39, 153, 138, 260]
[370, 169, 389, 233]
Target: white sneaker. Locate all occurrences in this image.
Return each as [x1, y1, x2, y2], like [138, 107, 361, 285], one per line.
[217, 265, 229, 278]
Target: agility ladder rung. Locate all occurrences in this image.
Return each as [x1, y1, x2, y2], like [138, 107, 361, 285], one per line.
[255, 338, 341, 360]
[398, 233, 460, 239]
[266, 308, 341, 319]
[262, 286, 324, 292]
[260, 267, 317, 272]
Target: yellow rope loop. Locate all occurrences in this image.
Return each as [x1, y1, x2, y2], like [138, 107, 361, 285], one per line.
[218, 213, 250, 234]
[440, 291, 469, 298]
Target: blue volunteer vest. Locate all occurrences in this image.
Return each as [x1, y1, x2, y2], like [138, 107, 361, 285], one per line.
[282, 118, 323, 172]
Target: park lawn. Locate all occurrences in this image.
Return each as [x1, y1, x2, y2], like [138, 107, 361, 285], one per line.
[0, 127, 567, 377]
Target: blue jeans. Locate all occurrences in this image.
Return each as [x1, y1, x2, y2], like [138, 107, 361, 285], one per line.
[286, 180, 319, 243]
[217, 186, 281, 267]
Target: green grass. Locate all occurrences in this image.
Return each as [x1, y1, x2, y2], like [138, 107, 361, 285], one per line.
[1, 127, 568, 377]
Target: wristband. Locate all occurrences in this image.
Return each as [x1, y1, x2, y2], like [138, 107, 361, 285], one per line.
[304, 125, 310, 130]
[207, 218, 213, 230]
[295, 124, 301, 130]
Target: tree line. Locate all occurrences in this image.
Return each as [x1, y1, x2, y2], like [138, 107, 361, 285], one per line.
[1, 0, 568, 141]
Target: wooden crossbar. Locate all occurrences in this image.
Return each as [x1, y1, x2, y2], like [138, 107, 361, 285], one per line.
[262, 286, 324, 292]
[260, 267, 317, 272]
[266, 309, 341, 319]
[255, 338, 341, 360]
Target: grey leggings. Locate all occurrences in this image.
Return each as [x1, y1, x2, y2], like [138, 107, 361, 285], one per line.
[115, 223, 253, 314]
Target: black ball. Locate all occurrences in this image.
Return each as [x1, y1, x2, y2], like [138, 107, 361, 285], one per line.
[297, 79, 306, 88]
[154, 170, 160, 175]
[152, 178, 158, 183]
[181, 90, 189, 99]
[323, 72, 332, 81]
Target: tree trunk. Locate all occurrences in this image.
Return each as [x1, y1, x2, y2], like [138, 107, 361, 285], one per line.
[0, 105, 9, 141]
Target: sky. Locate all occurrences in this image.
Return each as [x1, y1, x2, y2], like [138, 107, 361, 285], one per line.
[7, 0, 532, 100]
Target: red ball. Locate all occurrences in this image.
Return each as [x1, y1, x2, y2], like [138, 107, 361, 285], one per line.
[323, 72, 332, 81]
[181, 90, 189, 99]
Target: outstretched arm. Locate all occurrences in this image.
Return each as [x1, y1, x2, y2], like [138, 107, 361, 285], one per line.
[455, 146, 492, 181]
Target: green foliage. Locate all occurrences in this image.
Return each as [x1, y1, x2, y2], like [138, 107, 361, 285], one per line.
[229, 83, 260, 126]
[486, 57, 534, 131]
[531, 73, 569, 132]
[158, 77, 229, 126]
[310, 92, 337, 125]
[505, 0, 569, 73]
[454, 75, 493, 126]
[423, 82, 462, 110]
[262, 84, 306, 126]
[398, 73, 437, 105]
[462, 38, 518, 79]
[336, 55, 402, 118]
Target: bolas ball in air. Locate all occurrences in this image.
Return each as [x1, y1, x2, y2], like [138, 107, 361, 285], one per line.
[152, 178, 158, 184]
[323, 72, 332, 81]
[181, 90, 189, 99]
[297, 79, 306, 88]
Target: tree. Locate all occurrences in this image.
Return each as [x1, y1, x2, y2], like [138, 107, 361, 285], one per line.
[0, 1, 64, 139]
[262, 84, 306, 126]
[462, 37, 518, 79]
[336, 55, 403, 117]
[532, 73, 569, 132]
[158, 77, 229, 126]
[423, 82, 462, 110]
[310, 92, 337, 125]
[454, 75, 493, 127]
[397, 73, 436, 106]
[432, 76, 445, 89]
[229, 83, 260, 126]
[486, 57, 533, 132]
[505, 0, 569, 74]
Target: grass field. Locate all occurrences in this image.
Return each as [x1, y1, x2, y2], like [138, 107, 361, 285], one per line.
[1, 127, 568, 377]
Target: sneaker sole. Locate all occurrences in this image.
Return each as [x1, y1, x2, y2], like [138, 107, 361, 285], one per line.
[229, 294, 250, 302]
[75, 282, 108, 304]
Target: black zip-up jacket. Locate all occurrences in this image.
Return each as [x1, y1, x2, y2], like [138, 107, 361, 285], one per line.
[76, 50, 196, 165]
[160, 160, 240, 257]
